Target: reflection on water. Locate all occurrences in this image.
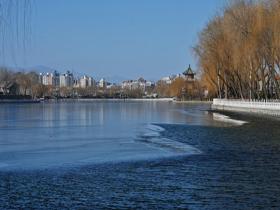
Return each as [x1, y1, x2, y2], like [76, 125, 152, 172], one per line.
[0, 101, 218, 170]
[1, 101, 279, 209]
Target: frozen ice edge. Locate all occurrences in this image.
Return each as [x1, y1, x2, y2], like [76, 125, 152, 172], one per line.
[138, 124, 201, 155]
[0, 124, 202, 172]
[212, 113, 247, 125]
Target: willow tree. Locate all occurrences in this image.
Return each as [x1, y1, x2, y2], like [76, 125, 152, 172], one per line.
[0, 0, 32, 56]
[0, 0, 33, 95]
[195, 0, 280, 100]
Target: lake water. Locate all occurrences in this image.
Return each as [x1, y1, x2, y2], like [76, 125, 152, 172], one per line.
[0, 100, 280, 209]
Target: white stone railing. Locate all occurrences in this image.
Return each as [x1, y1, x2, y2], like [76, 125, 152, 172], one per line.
[213, 98, 280, 110]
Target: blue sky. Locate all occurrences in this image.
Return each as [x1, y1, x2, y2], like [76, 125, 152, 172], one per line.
[5, 0, 223, 80]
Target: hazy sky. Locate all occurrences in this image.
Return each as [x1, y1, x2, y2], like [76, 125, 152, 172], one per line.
[4, 0, 224, 80]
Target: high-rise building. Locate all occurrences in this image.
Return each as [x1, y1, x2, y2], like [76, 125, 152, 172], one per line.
[40, 71, 60, 87]
[79, 75, 96, 88]
[88, 76, 95, 87]
[38, 73, 43, 84]
[99, 78, 107, 88]
[60, 71, 74, 87]
[80, 75, 88, 88]
[42, 73, 53, 86]
[52, 71, 60, 87]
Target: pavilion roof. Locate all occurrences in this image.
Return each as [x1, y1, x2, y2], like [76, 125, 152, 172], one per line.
[183, 64, 195, 76]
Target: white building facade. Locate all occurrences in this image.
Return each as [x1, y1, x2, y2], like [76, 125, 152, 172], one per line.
[121, 78, 154, 91]
[60, 71, 74, 87]
[79, 75, 96, 88]
[40, 71, 60, 87]
[99, 78, 107, 88]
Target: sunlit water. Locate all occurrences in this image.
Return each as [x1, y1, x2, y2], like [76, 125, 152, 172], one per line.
[0, 100, 280, 209]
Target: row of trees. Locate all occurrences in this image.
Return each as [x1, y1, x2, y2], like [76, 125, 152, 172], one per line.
[0, 68, 156, 99]
[155, 78, 206, 100]
[0, 68, 47, 98]
[0, 67, 207, 100]
[195, 0, 280, 99]
[0, 68, 103, 99]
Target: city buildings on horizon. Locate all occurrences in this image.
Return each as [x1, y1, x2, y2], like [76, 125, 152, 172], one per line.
[0, 64, 207, 100]
[37, 64, 197, 91]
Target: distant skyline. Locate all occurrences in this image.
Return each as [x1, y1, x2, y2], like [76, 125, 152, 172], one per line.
[2, 0, 224, 80]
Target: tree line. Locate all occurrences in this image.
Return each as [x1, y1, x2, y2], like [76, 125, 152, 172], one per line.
[0, 68, 155, 99]
[155, 78, 206, 100]
[0, 67, 208, 100]
[0, 68, 45, 99]
[194, 0, 280, 100]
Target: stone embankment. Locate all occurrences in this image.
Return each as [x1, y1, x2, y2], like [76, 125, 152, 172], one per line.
[212, 98, 280, 116]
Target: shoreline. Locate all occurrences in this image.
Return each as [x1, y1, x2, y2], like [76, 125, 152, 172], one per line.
[47, 98, 212, 104]
[173, 100, 212, 104]
[0, 99, 42, 104]
[212, 99, 280, 117]
[0, 97, 211, 104]
[77, 98, 174, 102]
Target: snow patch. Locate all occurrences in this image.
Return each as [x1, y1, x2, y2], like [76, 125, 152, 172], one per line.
[213, 113, 247, 125]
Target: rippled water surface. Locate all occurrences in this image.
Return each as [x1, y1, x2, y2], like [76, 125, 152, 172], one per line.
[0, 100, 280, 209]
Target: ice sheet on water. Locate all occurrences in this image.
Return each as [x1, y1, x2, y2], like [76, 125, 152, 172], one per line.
[0, 102, 207, 171]
[0, 124, 199, 171]
[146, 124, 165, 132]
[141, 124, 165, 137]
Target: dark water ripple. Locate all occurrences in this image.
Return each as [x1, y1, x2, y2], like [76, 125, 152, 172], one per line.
[1, 104, 280, 209]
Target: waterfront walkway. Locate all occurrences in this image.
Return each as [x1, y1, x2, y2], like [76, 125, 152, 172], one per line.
[212, 98, 280, 116]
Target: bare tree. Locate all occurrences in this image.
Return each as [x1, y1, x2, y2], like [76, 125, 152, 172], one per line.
[195, 0, 280, 100]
